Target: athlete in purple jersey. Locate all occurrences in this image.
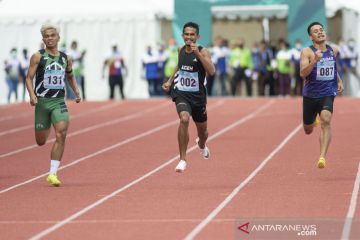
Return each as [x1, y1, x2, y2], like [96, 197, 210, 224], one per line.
[300, 22, 344, 169]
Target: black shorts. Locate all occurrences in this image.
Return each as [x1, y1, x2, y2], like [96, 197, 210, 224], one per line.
[175, 96, 207, 123]
[303, 96, 334, 125]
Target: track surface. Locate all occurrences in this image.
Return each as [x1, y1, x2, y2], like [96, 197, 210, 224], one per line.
[0, 97, 359, 240]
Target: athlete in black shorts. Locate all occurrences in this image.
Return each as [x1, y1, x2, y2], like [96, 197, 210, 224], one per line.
[162, 22, 215, 172]
[300, 22, 344, 168]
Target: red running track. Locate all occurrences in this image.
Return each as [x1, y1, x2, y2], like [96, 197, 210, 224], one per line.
[0, 97, 359, 240]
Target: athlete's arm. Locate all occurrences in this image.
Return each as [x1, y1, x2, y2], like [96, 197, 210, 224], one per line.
[162, 65, 179, 92]
[332, 46, 344, 93]
[191, 43, 215, 76]
[26, 53, 41, 106]
[66, 56, 81, 103]
[300, 47, 322, 78]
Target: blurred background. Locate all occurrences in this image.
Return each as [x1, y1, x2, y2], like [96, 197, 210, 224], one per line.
[0, 0, 359, 104]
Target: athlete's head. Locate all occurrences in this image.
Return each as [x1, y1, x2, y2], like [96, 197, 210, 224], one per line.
[307, 22, 326, 44]
[182, 22, 200, 46]
[40, 23, 60, 49]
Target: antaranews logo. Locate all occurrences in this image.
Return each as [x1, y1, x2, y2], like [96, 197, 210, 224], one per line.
[238, 222, 250, 234]
[237, 220, 317, 238]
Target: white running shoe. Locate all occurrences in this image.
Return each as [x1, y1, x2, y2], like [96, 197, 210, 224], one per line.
[175, 160, 187, 173]
[196, 138, 210, 160]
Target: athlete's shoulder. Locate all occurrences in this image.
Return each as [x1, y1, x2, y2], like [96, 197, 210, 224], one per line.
[178, 45, 185, 53]
[300, 47, 313, 57]
[59, 50, 68, 58]
[30, 51, 42, 62]
[327, 44, 339, 56]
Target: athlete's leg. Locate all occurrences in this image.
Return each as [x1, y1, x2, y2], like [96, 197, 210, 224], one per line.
[51, 121, 68, 161]
[303, 97, 318, 135]
[35, 129, 51, 146]
[195, 121, 208, 148]
[178, 111, 190, 161]
[34, 98, 52, 146]
[319, 109, 332, 159]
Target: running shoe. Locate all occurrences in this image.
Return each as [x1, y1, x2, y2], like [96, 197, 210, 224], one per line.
[313, 115, 320, 128]
[196, 138, 210, 160]
[317, 157, 326, 169]
[47, 174, 61, 187]
[175, 160, 187, 173]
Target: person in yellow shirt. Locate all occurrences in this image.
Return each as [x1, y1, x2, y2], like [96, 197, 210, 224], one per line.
[229, 39, 253, 96]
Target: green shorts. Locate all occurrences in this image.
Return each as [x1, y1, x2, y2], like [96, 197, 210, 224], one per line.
[35, 97, 69, 131]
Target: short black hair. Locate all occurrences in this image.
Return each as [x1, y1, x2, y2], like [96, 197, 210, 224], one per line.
[307, 22, 323, 35]
[183, 22, 199, 34]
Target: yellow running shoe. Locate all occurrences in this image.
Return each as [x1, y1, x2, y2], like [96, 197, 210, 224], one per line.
[317, 157, 326, 169]
[47, 174, 61, 187]
[313, 115, 320, 127]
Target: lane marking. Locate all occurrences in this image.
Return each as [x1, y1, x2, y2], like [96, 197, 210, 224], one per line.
[341, 162, 360, 240]
[0, 218, 236, 224]
[0, 101, 224, 194]
[184, 123, 303, 240]
[28, 100, 274, 240]
[0, 102, 169, 158]
[0, 101, 123, 137]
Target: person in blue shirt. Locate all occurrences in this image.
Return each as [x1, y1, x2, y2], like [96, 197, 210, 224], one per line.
[300, 22, 344, 169]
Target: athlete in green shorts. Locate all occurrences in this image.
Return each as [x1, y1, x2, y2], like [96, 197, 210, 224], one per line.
[25, 23, 81, 187]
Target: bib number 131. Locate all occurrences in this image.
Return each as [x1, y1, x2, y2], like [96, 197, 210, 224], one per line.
[44, 70, 65, 89]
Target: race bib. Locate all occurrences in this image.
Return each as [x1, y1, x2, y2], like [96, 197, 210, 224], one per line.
[43, 70, 65, 89]
[175, 70, 199, 92]
[316, 60, 335, 81]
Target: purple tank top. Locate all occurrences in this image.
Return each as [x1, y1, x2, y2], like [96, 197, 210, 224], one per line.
[302, 45, 338, 98]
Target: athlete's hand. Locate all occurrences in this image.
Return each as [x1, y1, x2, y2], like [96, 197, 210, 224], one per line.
[75, 91, 81, 103]
[30, 94, 37, 106]
[337, 79, 344, 94]
[314, 50, 322, 62]
[190, 43, 200, 56]
[162, 81, 171, 92]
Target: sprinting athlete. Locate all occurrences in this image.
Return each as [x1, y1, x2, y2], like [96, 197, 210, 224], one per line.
[300, 22, 344, 168]
[25, 23, 81, 186]
[162, 22, 215, 172]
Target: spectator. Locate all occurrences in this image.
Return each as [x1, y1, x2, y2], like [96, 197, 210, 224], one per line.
[67, 41, 86, 100]
[4, 48, 21, 103]
[229, 39, 253, 96]
[102, 44, 126, 100]
[142, 45, 161, 96]
[20, 48, 30, 101]
[276, 40, 292, 96]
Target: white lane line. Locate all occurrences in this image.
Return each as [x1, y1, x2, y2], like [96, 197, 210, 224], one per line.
[28, 100, 273, 240]
[0, 112, 32, 122]
[184, 123, 303, 240]
[341, 162, 360, 240]
[0, 218, 236, 224]
[0, 101, 224, 194]
[0, 101, 123, 137]
[0, 102, 169, 158]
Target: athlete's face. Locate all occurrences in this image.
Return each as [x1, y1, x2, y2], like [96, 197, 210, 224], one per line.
[42, 29, 60, 49]
[309, 25, 326, 44]
[182, 27, 199, 46]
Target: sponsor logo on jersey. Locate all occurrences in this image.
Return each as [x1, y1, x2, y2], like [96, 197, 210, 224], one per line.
[181, 65, 193, 71]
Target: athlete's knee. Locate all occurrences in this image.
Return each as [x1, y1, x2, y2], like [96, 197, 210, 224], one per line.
[179, 114, 190, 125]
[36, 138, 47, 146]
[320, 116, 331, 127]
[303, 126, 313, 135]
[55, 129, 67, 142]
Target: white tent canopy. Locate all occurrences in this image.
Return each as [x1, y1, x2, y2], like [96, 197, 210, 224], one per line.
[0, 0, 173, 103]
